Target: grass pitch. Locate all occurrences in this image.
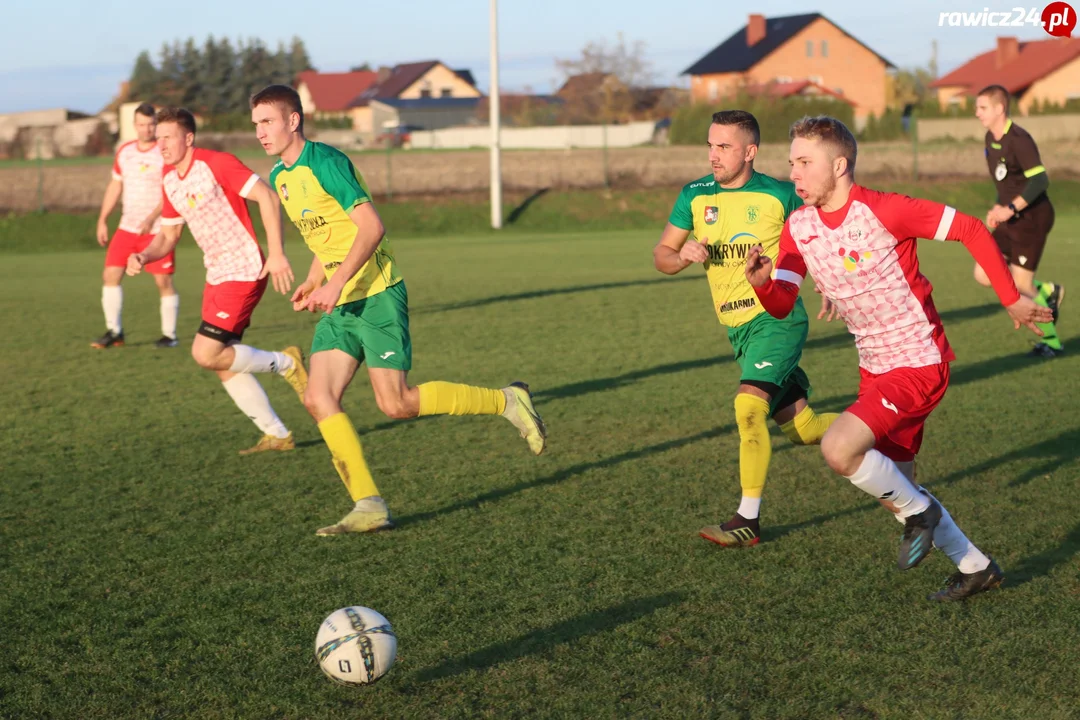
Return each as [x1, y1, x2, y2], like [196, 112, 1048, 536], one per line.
[1, 211, 1079, 718]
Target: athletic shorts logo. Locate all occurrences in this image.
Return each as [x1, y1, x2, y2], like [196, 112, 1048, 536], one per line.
[380, 351, 395, 360]
[216, 311, 231, 320]
[754, 361, 773, 369]
[881, 397, 899, 414]
[1018, 255, 1028, 266]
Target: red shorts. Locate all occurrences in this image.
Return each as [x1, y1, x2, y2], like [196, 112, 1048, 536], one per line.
[847, 362, 950, 463]
[105, 229, 176, 275]
[200, 277, 268, 340]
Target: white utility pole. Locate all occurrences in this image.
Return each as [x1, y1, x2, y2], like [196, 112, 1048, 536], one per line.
[489, 0, 503, 229]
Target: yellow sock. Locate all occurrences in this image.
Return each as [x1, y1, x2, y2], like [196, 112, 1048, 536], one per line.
[417, 381, 506, 417]
[734, 393, 772, 501]
[780, 406, 839, 446]
[317, 413, 379, 502]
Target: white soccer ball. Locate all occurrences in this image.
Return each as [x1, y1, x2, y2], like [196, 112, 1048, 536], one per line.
[315, 606, 397, 686]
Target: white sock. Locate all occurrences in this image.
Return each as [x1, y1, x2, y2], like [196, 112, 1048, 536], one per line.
[102, 285, 123, 333]
[737, 496, 761, 520]
[845, 449, 931, 519]
[229, 344, 294, 375]
[893, 489, 992, 574]
[222, 374, 290, 438]
[160, 294, 179, 339]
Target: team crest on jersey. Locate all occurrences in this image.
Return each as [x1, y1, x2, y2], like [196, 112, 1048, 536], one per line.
[186, 192, 203, 208]
[280, 183, 289, 200]
[995, 161, 1007, 181]
[839, 247, 872, 272]
[703, 206, 718, 225]
[847, 227, 863, 242]
[746, 205, 759, 224]
[138, 163, 149, 173]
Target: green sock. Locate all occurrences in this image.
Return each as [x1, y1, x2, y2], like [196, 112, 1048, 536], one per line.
[1033, 291, 1063, 350]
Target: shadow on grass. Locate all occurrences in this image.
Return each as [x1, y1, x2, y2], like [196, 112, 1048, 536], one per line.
[414, 591, 685, 683]
[411, 274, 698, 315]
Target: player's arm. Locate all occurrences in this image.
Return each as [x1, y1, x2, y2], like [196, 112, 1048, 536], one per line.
[303, 203, 386, 313]
[244, 178, 293, 294]
[97, 176, 122, 247]
[653, 223, 705, 274]
[1006, 135, 1049, 215]
[127, 223, 182, 275]
[654, 189, 705, 273]
[885, 194, 1052, 334]
[291, 255, 326, 312]
[137, 199, 163, 236]
[745, 222, 807, 319]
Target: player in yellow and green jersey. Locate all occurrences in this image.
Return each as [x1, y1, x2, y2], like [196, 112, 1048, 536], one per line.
[250, 85, 547, 536]
[653, 110, 838, 547]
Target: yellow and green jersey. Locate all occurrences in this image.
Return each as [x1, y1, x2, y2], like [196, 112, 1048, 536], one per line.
[668, 171, 802, 327]
[270, 141, 401, 306]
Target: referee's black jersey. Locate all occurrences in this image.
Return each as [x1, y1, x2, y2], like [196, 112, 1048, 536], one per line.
[985, 120, 1047, 206]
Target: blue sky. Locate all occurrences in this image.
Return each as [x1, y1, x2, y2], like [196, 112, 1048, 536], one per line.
[0, 0, 1056, 114]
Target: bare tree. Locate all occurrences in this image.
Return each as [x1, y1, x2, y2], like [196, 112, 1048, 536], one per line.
[554, 32, 655, 89]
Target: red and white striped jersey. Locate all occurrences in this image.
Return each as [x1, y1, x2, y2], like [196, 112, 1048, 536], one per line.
[759, 185, 1019, 374]
[112, 141, 164, 234]
[161, 148, 264, 285]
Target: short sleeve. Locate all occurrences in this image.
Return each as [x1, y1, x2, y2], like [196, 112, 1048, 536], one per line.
[317, 148, 372, 213]
[205, 150, 260, 198]
[773, 220, 807, 287]
[111, 149, 123, 181]
[1011, 131, 1045, 177]
[667, 187, 694, 230]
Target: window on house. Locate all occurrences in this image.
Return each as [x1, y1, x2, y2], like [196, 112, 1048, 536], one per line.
[441, 88, 453, 97]
[806, 40, 813, 57]
[821, 40, 828, 57]
[420, 89, 432, 98]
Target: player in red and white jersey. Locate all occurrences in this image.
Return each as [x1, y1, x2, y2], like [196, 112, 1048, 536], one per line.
[126, 107, 310, 455]
[93, 103, 179, 350]
[745, 116, 1052, 602]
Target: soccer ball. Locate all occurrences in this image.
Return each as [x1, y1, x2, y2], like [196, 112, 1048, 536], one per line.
[315, 606, 398, 686]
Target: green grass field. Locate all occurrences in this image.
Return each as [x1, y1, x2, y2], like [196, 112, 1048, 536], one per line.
[1, 204, 1079, 718]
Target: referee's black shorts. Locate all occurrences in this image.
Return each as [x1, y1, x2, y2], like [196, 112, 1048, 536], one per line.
[992, 198, 1055, 272]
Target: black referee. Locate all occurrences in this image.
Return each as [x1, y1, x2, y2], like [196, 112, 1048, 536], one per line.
[973, 84, 1064, 357]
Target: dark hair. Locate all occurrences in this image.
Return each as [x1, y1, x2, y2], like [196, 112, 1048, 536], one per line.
[977, 84, 1010, 113]
[155, 107, 197, 135]
[251, 84, 305, 134]
[711, 109, 761, 146]
[789, 115, 858, 174]
[134, 103, 156, 119]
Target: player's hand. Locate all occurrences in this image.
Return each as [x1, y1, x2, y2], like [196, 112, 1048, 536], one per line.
[260, 253, 295, 294]
[678, 239, 709, 266]
[303, 281, 342, 314]
[988, 204, 1013, 227]
[96, 219, 109, 247]
[126, 253, 145, 276]
[744, 244, 773, 288]
[290, 280, 317, 312]
[1006, 295, 1052, 335]
[818, 295, 839, 322]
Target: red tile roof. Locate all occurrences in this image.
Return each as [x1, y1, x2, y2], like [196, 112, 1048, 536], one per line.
[296, 70, 378, 112]
[930, 37, 1080, 94]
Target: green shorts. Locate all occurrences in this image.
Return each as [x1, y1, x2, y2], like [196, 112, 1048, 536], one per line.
[311, 281, 412, 370]
[726, 296, 812, 416]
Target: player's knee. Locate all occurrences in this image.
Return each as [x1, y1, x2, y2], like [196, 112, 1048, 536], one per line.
[376, 394, 414, 420]
[820, 429, 858, 476]
[733, 393, 768, 433]
[190, 344, 218, 370]
[303, 389, 337, 421]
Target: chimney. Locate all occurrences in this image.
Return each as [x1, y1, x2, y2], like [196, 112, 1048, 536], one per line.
[377, 65, 393, 83]
[747, 14, 766, 47]
[996, 37, 1019, 68]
